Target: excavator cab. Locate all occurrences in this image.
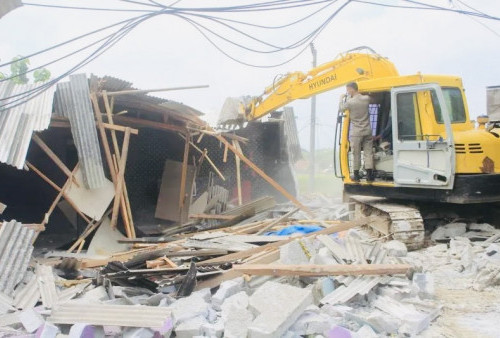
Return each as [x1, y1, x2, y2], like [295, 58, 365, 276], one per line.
[340, 81, 458, 187]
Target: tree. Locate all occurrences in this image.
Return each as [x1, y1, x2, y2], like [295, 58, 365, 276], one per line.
[0, 56, 51, 84]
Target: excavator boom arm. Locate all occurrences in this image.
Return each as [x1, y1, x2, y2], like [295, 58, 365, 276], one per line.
[245, 48, 399, 121]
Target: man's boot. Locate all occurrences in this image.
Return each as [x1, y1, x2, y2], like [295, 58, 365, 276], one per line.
[352, 170, 360, 182]
[366, 169, 374, 183]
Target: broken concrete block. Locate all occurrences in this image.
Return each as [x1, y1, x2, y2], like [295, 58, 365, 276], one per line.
[431, 222, 467, 241]
[122, 327, 154, 338]
[373, 296, 431, 335]
[191, 288, 212, 303]
[313, 247, 338, 265]
[19, 308, 44, 333]
[383, 240, 407, 257]
[289, 307, 338, 336]
[248, 281, 313, 338]
[327, 326, 354, 338]
[170, 293, 209, 325]
[174, 315, 206, 338]
[223, 299, 254, 338]
[201, 320, 224, 338]
[212, 277, 244, 310]
[68, 324, 99, 338]
[103, 326, 121, 336]
[280, 239, 316, 265]
[220, 291, 249, 321]
[151, 318, 173, 338]
[412, 273, 435, 298]
[472, 263, 500, 291]
[36, 321, 60, 338]
[469, 223, 496, 232]
[344, 309, 399, 334]
[354, 325, 378, 338]
[484, 243, 500, 262]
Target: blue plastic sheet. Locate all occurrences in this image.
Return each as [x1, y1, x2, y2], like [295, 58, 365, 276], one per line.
[265, 224, 323, 236]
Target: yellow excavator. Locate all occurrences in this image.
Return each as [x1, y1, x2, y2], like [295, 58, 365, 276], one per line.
[222, 46, 500, 249]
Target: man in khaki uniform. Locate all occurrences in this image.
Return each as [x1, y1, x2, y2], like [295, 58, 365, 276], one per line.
[340, 82, 374, 182]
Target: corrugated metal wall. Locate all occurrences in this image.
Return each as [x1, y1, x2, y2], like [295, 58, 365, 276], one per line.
[0, 81, 56, 169]
[54, 74, 106, 189]
[0, 220, 35, 295]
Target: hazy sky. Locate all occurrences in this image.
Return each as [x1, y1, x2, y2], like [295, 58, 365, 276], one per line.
[1, 0, 499, 149]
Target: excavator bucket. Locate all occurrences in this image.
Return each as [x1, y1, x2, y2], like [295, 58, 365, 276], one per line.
[217, 96, 251, 127]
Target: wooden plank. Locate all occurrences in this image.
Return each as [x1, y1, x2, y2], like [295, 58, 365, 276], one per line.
[232, 263, 412, 277]
[212, 133, 311, 214]
[255, 207, 299, 235]
[104, 91, 135, 237]
[202, 217, 371, 264]
[195, 249, 279, 290]
[179, 132, 191, 211]
[105, 85, 209, 96]
[32, 134, 79, 187]
[233, 140, 242, 206]
[155, 160, 196, 223]
[50, 118, 139, 135]
[110, 128, 131, 228]
[112, 155, 132, 238]
[41, 164, 80, 227]
[189, 214, 235, 220]
[91, 93, 117, 182]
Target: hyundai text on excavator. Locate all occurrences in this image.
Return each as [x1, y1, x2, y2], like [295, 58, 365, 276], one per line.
[221, 47, 500, 249]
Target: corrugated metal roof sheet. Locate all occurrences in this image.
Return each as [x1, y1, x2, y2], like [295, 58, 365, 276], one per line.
[0, 81, 56, 169]
[55, 74, 106, 189]
[0, 220, 35, 295]
[13, 273, 40, 310]
[320, 276, 387, 305]
[36, 264, 58, 309]
[49, 303, 172, 327]
[0, 0, 22, 19]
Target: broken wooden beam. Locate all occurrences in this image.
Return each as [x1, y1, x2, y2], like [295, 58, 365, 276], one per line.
[110, 127, 131, 229]
[232, 263, 412, 277]
[255, 207, 299, 235]
[212, 133, 311, 214]
[189, 214, 235, 220]
[32, 134, 79, 187]
[50, 118, 139, 135]
[202, 217, 371, 265]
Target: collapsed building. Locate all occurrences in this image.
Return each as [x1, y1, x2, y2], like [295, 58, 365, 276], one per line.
[0, 74, 301, 248]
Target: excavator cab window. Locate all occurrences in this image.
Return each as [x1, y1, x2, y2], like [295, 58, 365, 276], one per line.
[396, 92, 421, 141]
[431, 87, 466, 123]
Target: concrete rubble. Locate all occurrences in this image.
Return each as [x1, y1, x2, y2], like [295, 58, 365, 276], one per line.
[0, 199, 499, 337]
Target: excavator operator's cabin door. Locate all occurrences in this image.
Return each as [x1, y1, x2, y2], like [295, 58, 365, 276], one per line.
[391, 84, 455, 189]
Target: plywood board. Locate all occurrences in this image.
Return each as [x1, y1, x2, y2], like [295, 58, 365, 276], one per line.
[87, 217, 130, 257]
[155, 160, 195, 223]
[65, 168, 115, 221]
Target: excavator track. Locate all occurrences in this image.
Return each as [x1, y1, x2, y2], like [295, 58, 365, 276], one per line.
[349, 195, 425, 250]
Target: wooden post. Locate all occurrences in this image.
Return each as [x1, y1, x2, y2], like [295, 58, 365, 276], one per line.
[102, 90, 135, 238]
[110, 128, 131, 228]
[179, 132, 191, 212]
[32, 134, 79, 187]
[112, 156, 132, 238]
[233, 140, 242, 206]
[91, 93, 117, 182]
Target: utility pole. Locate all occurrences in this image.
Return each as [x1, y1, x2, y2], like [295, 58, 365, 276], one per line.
[309, 43, 317, 192]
